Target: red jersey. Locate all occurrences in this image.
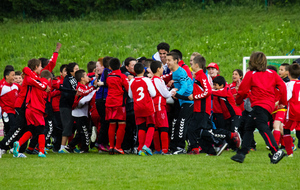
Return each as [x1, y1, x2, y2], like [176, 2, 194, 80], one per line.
[51, 76, 64, 112]
[0, 81, 20, 114]
[128, 76, 156, 117]
[212, 86, 242, 120]
[229, 81, 244, 112]
[193, 70, 212, 115]
[236, 69, 287, 114]
[72, 82, 95, 109]
[151, 76, 172, 111]
[286, 80, 300, 121]
[105, 69, 129, 108]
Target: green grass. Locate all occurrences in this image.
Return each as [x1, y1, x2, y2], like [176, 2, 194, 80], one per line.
[1, 133, 300, 190]
[1, 6, 300, 81]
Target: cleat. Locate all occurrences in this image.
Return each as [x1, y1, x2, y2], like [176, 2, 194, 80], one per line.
[215, 142, 228, 156]
[287, 154, 293, 157]
[73, 148, 80, 153]
[33, 148, 39, 154]
[232, 132, 242, 148]
[25, 149, 34, 154]
[266, 146, 270, 150]
[58, 148, 71, 153]
[161, 151, 172, 155]
[292, 145, 297, 151]
[269, 149, 286, 164]
[173, 147, 186, 155]
[142, 145, 153, 156]
[188, 148, 200, 155]
[98, 144, 109, 152]
[79, 149, 89, 153]
[9, 148, 13, 154]
[13, 153, 27, 158]
[231, 153, 245, 163]
[138, 150, 146, 156]
[108, 147, 114, 155]
[13, 141, 20, 158]
[38, 152, 46, 158]
[250, 147, 257, 151]
[91, 126, 97, 143]
[132, 147, 138, 155]
[114, 147, 125, 155]
[123, 149, 131, 154]
[153, 150, 162, 154]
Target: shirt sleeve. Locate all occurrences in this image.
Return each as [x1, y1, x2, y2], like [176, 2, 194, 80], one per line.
[286, 81, 294, 102]
[143, 78, 156, 98]
[154, 78, 172, 99]
[236, 71, 252, 105]
[128, 79, 134, 98]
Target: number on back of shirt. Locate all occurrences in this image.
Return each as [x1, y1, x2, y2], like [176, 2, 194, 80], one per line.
[137, 87, 144, 101]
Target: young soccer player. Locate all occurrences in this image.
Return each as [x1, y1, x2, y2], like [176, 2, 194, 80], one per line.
[153, 42, 171, 75]
[129, 63, 157, 156]
[14, 71, 23, 86]
[170, 49, 193, 79]
[231, 52, 287, 164]
[207, 62, 220, 80]
[283, 63, 300, 157]
[13, 70, 52, 158]
[105, 58, 129, 155]
[150, 61, 174, 155]
[279, 63, 290, 83]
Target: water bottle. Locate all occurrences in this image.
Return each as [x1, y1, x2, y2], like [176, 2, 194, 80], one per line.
[3, 112, 9, 123]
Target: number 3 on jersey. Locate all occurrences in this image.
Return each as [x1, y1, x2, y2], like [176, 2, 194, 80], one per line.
[137, 87, 144, 101]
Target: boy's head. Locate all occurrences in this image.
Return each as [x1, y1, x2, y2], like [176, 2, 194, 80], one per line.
[14, 71, 23, 85]
[150, 61, 163, 76]
[5, 65, 14, 72]
[190, 52, 200, 66]
[67, 62, 79, 77]
[249, 52, 267, 72]
[40, 70, 53, 81]
[144, 59, 153, 68]
[207, 62, 219, 78]
[39, 58, 49, 68]
[170, 49, 183, 61]
[4, 69, 15, 84]
[279, 63, 289, 79]
[60, 64, 68, 78]
[213, 76, 226, 90]
[28, 58, 42, 74]
[267, 65, 277, 72]
[109, 58, 121, 71]
[166, 52, 179, 70]
[87, 61, 96, 73]
[232, 69, 243, 82]
[75, 69, 89, 84]
[288, 63, 300, 79]
[191, 55, 206, 72]
[134, 63, 145, 75]
[157, 42, 170, 64]
[125, 57, 137, 74]
[103, 56, 112, 69]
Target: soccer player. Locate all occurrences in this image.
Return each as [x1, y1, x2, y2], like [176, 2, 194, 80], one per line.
[283, 63, 300, 157]
[14, 71, 23, 86]
[207, 62, 220, 80]
[129, 63, 156, 156]
[278, 63, 290, 82]
[231, 52, 287, 164]
[105, 58, 129, 155]
[153, 42, 171, 75]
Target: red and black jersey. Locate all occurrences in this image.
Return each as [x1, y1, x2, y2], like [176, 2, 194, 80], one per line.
[72, 82, 95, 109]
[51, 75, 64, 112]
[151, 76, 172, 111]
[105, 69, 129, 108]
[0, 81, 20, 114]
[212, 86, 242, 120]
[236, 69, 287, 114]
[193, 70, 212, 115]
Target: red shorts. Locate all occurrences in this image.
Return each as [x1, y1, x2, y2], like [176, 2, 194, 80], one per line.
[105, 106, 126, 121]
[272, 110, 286, 123]
[135, 114, 156, 126]
[284, 120, 300, 131]
[26, 108, 45, 126]
[155, 110, 169, 128]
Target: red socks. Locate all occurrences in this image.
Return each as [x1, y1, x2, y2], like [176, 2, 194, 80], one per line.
[138, 130, 146, 151]
[108, 123, 117, 148]
[153, 130, 161, 152]
[144, 127, 155, 148]
[273, 130, 281, 145]
[161, 131, 169, 153]
[115, 123, 126, 149]
[38, 134, 45, 154]
[19, 131, 32, 146]
[283, 134, 293, 155]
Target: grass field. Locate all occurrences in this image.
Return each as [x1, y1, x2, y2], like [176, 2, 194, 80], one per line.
[0, 132, 299, 189]
[1, 6, 300, 81]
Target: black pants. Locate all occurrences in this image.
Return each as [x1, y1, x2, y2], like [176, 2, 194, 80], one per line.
[69, 117, 90, 151]
[238, 106, 278, 155]
[122, 111, 137, 150]
[225, 115, 241, 132]
[188, 112, 210, 149]
[2, 113, 16, 138]
[52, 111, 63, 151]
[212, 113, 225, 130]
[96, 99, 109, 145]
[169, 103, 194, 151]
[239, 110, 256, 148]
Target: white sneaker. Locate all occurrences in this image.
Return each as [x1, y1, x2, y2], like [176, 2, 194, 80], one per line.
[9, 148, 13, 154]
[13, 153, 27, 158]
[91, 126, 97, 143]
[173, 148, 186, 155]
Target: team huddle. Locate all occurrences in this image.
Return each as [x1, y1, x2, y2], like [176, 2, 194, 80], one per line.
[0, 42, 299, 164]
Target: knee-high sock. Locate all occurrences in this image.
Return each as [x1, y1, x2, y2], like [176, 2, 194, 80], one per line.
[115, 123, 126, 149]
[273, 130, 281, 145]
[19, 131, 33, 146]
[161, 131, 169, 153]
[144, 127, 155, 148]
[283, 134, 293, 155]
[38, 134, 45, 154]
[138, 130, 146, 151]
[108, 123, 117, 148]
[153, 130, 161, 152]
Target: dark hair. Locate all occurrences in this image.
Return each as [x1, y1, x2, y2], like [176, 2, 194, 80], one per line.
[167, 52, 179, 63]
[134, 63, 145, 75]
[267, 65, 277, 72]
[193, 55, 206, 71]
[137, 57, 147, 63]
[4, 69, 14, 79]
[109, 58, 121, 70]
[233, 69, 243, 79]
[170, 49, 183, 60]
[87, 61, 96, 73]
[60, 64, 68, 73]
[150, 61, 162, 74]
[28, 59, 41, 71]
[213, 76, 226, 87]
[103, 56, 112, 68]
[40, 70, 52, 79]
[39, 58, 49, 68]
[124, 57, 136, 67]
[249, 52, 267, 72]
[66, 62, 78, 75]
[157, 42, 170, 52]
[289, 63, 300, 79]
[144, 59, 153, 68]
[75, 69, 86, 82]
[15, 71, 22, 76]
[5, 65, 14, 71]
[280, 63, 289, 71]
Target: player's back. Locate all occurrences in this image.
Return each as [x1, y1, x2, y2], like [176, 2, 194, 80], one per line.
[287, 80, 300, 121]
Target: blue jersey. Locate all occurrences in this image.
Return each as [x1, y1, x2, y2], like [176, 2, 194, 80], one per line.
[172, 67, 194, 105]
